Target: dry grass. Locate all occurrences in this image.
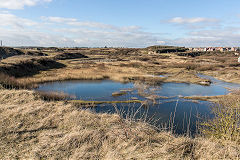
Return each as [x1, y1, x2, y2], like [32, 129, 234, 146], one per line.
[169, 62, 200, 70]
[0, 72, 35, 89]
[2, 48, 238, 88]
[35, 91, 76, 101]
[0, 47, 240, 159]
[0, 56, 66, 78]
[195, 54, 240, 83]
[0, 89, 239, 159]
[0, 47, 240, 86]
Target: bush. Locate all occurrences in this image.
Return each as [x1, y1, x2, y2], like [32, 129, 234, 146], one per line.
[138, 57, 150, 61]
[227, 63, 240, 67]
[201, 96, 240, 142]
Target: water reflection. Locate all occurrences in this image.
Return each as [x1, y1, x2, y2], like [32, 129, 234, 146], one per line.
[36, 75, 237, 135]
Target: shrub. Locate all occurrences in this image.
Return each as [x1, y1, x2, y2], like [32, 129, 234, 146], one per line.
[227, 63, 240, 67]
[138, 57, 150, 61]
[201, 96, 240, 142]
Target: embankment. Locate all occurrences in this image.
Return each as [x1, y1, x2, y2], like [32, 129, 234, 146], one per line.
[0, 57, 66, 77]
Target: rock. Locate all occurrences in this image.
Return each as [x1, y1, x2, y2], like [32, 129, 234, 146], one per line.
[198, 80, 211, 86]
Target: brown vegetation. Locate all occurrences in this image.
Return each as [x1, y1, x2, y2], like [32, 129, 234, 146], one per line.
[0, 73, 34, 89]
[0, 47, 46, 59]
[53, 52, 88, 60]
[0, 47, 240, 159]
[1, 46, 239, 88]
[0, 57, 66, 77]
[35, 91, 75, 101]
[0, 89, 239, 159]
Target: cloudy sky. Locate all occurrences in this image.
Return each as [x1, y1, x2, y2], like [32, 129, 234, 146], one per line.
[0, 0, 240, 47]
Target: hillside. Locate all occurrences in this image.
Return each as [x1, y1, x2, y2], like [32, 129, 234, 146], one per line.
[0, 47, 46, 59]
[0, 89, 239, 159]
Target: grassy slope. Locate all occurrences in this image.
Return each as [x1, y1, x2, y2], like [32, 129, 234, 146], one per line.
[0, 89, 239, 159]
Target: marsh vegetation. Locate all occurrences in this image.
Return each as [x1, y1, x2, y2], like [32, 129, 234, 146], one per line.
[0, 46, 239, 159]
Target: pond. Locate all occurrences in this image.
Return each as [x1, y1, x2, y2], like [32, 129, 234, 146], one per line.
[36, 76, 240, 135]
[197, 73, 240, 89]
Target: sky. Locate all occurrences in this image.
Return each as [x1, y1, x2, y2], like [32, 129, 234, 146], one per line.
[0, 0, 240, 47]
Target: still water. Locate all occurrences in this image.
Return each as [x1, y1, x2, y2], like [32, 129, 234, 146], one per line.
[36, 76, 240, 135]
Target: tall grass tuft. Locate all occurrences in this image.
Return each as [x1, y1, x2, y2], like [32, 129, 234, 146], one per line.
[201, 96, 240, 143]
[0, 72, 35, 89]
[35, 91, 76, 101]
[0, 72, 22, 89]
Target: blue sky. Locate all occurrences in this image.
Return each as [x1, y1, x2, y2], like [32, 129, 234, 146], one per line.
[0, 0, 240, 47]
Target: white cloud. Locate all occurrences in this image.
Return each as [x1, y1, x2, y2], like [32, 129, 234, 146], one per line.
[0, 14, 161, 47]
[42, 16, 142, 32]
[167, 17, 218, 24]
[42, 16, 115, 30]
[0, 0, 52, 9]
[0, 13, 37, 28]
[1, 13, 239, 48]
[165, 27, 240, 47]
[41, 17, 78, 23]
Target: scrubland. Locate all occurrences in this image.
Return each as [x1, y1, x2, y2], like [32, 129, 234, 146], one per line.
[0, 47, 240, 159]
[1, 47, 239, 87]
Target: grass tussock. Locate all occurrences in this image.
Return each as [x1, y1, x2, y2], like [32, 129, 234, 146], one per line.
[35, 91, 76, 101]
[0, 89, 239, 159]
[0, 72, 35, 89]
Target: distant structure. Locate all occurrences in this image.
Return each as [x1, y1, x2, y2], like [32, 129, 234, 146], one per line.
[0, 40, 2, 47]
[188, 47, 240, 52]
[238, 56, 240, 63]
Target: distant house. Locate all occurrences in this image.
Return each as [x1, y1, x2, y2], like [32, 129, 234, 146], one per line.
[238, 57, 240, 63]
[188, 48, 194, 51]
